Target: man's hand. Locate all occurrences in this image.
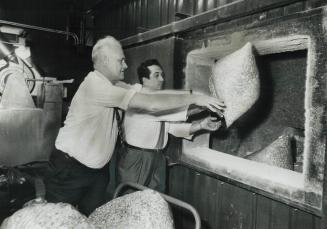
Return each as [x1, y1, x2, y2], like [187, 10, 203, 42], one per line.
[190, 116, 222, 134]
[194, 95, 225, 118]
[199, 116, 222, 131]
[187, 104, 205, 117]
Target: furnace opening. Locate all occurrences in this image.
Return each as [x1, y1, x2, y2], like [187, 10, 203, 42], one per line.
[211, 50, 307, 172]
[183, 37, 309, 173]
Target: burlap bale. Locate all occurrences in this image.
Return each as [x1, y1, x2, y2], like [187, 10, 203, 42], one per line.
[244, 135, 294, 170]
[89, 190, 174, 229]
[210, 42, 260, 128]
[0, 202, 94, 229]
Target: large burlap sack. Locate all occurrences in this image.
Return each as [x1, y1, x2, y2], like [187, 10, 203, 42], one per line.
[210, 42, 260, 128]
[244, 135, 294, 170]
[0, 202, 94, 229]
[89, 190, 174, 229]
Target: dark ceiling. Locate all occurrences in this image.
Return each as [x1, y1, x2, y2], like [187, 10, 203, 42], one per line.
[0, 0, 104, 11]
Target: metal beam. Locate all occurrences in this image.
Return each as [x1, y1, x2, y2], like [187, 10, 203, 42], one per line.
[121, 0, 306, 48]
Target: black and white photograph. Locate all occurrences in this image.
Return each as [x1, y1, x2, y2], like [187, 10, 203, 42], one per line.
[0, 0, 326, 228]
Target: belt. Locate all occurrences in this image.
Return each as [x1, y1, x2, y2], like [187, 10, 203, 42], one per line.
[53, 148, 83, 166]
[124, 143, 164, 153]
[51, 148, 107, 171]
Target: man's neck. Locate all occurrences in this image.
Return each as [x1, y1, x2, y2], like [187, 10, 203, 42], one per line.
[94, 69, 117, 84]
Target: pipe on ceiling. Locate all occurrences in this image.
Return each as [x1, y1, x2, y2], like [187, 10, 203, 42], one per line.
[0, 19, 80, 45]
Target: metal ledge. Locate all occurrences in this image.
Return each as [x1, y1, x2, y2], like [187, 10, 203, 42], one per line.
[180, 147, 323, 216]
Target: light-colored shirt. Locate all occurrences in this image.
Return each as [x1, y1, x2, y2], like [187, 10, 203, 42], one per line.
[124, 90, 192, 150]
[55, 71, 141, 168]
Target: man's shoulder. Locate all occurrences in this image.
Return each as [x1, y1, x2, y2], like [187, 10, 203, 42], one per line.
[82, 71, 113, 87]
[116, 81, 142, 91]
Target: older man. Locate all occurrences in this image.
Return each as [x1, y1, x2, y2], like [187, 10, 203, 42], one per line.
[117, 59, 223, 193]
[45, 36, 225, 215]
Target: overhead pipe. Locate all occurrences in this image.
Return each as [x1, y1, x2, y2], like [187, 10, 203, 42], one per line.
[0, 20, 79, 45]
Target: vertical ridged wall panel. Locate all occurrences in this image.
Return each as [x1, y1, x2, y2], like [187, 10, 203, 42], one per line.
[291, 209, 315, 229]
[95, 0, 309, 39]
[123, 1, 129, 36]
[147, 0, 161, 28]
[168, 165, 321, 229]
[160, 0, 169, 25]
[140, 0, 147, 28]
[127, 0, 135, 36]
[181, 169, 220, 229]
[255, 195, 272, 229]
[195, 174, 220, 229]
[135, 0, 142, 30]
[207, 0, 218, 10]
[220, 182, 254, 229]
[168, 165, 185, 229]
[176, 0, 195, 16]
[270, 201, 291, 229]
[194, 0, 207, 14]
[167, 0, 177, 23]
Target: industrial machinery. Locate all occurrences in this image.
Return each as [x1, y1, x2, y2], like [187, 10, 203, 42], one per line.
[0, 27, 62, 220]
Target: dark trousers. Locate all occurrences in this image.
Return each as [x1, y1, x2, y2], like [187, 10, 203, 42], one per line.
[45, 149, 109, 216]
[116, 145, 166, 193]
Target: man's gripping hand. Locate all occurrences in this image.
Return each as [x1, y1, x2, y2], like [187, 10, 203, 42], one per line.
[193, 94, 225, 118]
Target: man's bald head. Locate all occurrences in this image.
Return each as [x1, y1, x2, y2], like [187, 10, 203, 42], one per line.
[91, 36, 127, 82]
[92, 36, 122, 68]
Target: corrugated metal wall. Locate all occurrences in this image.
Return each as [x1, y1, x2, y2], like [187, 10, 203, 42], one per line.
[94, 0, 327, 41]
[95, 0, 241, 39]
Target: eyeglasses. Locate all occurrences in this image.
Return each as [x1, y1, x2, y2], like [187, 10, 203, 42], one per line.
[118, 58, 126, 65]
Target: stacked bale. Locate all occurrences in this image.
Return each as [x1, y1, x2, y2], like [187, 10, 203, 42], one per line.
[0, 202, 94, 229]
[89, 190, 174, 229]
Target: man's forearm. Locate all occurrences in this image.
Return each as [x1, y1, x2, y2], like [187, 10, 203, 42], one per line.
[128, 93, 200, 115]
[187, 104, 206, 117]
[144, 89, 192, 95]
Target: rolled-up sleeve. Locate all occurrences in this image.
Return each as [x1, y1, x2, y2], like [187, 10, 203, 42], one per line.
[167, 123, 193, 140]
[81, 74, 138, 110]
[126, 107, 188, 122]
[154, 109, 188, 122]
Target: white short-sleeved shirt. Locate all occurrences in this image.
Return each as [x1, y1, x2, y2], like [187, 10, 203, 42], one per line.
[124, 89, 192, 150]
[55, 71, 141, 168]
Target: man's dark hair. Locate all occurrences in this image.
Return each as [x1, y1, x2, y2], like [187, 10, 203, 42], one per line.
[137, 59, 162, 84]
